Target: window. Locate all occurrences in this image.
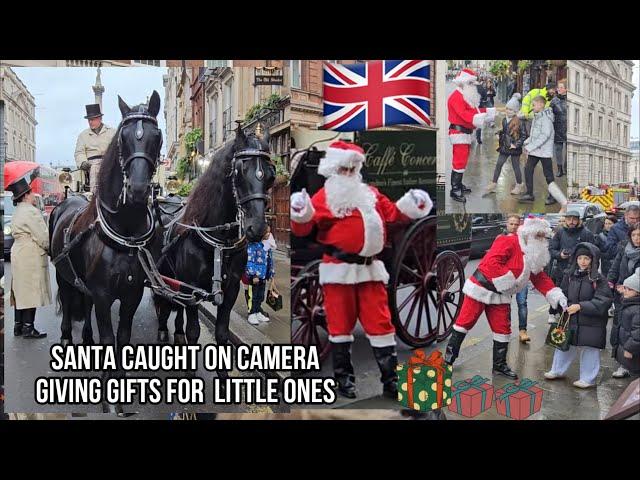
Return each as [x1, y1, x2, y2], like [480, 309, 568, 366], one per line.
[588, 113, 593, 136]
[572, 152, 577, 175]
[574, 108, 580, 134]
[598, 156, 604, 183]
[609, 158, 613, 180]
[608, 119, 612, 140]
[617, 123, 621, 144]
[599, 83, 603, 102]
[624, 95, 629, 113]
[598, 116, 603, 138]
[588, 77, 593, 98]
[206, 60, 229, 68]
[574, 71, 580, 94]
[588, 154, 593, 175]
[134, 60, 163, 67]
[624, 125, 628, 145]
[291, 60, 301, 89]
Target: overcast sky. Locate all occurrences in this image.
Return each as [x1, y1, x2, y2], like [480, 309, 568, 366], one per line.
[14, 67, 166, 167]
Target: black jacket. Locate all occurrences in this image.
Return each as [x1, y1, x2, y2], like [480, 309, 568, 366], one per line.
[608, 241, 640, 286]
[614, 296, 640, 374]
[596, 230, 613, 276]
[497, 117, 527, 155]
[477, 84, 489, 108]
[550, 94, 567, 143]
[549, 226, 597, 283]
[560, 243, 613, 349]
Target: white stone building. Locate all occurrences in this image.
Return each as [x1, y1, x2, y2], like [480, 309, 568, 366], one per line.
[566, 60, 635, 196]
[0, 66, 37, 164]
[630, 138, 639, 185]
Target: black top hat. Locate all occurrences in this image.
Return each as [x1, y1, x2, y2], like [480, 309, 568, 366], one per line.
[84, 104, 103, 119]
[7, 168, 39, 202]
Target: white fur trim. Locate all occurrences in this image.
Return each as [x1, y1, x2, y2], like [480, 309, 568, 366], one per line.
[357, 203, 385, 257]
[453, 324, 468, 333]
[518, 218, 552, 242]
[452, 70, 477, 84]
[396, 190, 431, 220]
[318, 147, 365, 178]
[472, 112, 487, 128]
[452, 168, 466, 173]
[492, 271, 516, 293]
[290, 203, 314, 224]
[319, 260, 390, 285]
[493, 332, 511, 343]
[449, 133, 473, 145]
[462, 279, 512, 305]
[367, 333, 397, 347]
[547, 181, 568, 207]
[545, 287, 565, 309]
[329, 335, 355, 343]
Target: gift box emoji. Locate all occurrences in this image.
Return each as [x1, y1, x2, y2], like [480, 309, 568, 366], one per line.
[397, 350, 453, 412]
[494, 379, 544, 420]
[448, 375, 494, 418]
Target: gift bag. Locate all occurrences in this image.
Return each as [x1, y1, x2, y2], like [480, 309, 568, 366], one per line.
[266, 282, 283, 312]
[397, 350, 453, 412]
[545, 311, 572, 351]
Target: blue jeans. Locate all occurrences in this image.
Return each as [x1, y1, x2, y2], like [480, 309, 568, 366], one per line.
[516, 286, 529, 331]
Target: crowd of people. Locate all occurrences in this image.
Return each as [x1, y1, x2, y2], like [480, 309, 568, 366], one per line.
[447, 68, 568, 207]
[446, 205, 640, 388]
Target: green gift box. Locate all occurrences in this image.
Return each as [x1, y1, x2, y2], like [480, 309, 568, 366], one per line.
[397, 350, 453, 412]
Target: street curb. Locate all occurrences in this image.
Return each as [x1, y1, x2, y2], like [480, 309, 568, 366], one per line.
[198, 303, 288, 382]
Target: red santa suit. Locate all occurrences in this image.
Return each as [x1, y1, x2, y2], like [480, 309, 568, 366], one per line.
[453, 217, 566, 341]
[448, 68, 496, 172]
[291, 141, 433, 348]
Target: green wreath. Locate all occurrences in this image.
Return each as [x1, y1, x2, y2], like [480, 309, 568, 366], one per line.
[550, 327, 566, 344]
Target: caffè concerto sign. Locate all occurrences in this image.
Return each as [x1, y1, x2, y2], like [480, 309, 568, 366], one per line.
[254, 67, 284, 86]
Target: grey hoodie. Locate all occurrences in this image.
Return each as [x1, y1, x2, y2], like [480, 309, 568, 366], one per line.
[523, 107, 555, 158]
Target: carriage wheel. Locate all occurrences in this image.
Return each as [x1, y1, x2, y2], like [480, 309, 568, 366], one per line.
[388, 216, 438, 348]
[433, 251, 464, 342]
[291, 260, 331, 362]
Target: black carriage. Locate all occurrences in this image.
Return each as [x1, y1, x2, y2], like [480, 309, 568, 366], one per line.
[290, 131, 472, 361]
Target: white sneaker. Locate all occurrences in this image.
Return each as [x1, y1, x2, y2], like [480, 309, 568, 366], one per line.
[511, 183, 526, 195]
[573, 379, 595, 389]
[548, 315, 557, 324]
[544, 371, 565, 380]
[612, 366, 630, 378]
[257, 312, 270, 323]
[485, 182, 497, 194]
[247, 313, 260, 325]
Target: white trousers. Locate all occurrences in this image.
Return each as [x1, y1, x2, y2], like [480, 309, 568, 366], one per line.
[551, 345, 601, 384]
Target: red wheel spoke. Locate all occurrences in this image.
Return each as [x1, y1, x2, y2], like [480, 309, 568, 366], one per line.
[400, 263, 422, 281]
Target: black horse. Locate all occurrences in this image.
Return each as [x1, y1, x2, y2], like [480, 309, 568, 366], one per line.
[49, 91, 163, 366]
[153, 127, 274, 370]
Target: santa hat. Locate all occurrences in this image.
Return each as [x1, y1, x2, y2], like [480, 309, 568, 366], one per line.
[452, 68, 478, 85]
[518, 216, 552, 241]
[318, 140, 366, 178]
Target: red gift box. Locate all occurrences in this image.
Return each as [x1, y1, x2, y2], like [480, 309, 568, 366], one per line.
[495, 379, 544, 420]
[448, 375, 494, 418]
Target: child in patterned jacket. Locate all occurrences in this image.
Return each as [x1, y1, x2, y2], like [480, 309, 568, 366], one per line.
[245, 226, 276, 325]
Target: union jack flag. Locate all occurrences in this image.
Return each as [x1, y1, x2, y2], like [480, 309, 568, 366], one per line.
[322, 60, 431, 132]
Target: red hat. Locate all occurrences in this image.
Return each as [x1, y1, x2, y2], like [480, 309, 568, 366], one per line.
[452, 68, 478, 85]
[318, 140, 366, 177]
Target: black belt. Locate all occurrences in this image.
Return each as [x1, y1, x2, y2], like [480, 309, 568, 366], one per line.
[472, 269, 498, 293]
[87, 155, 103, 161]
[449, 124, 474, 134]
[326, 246, 375, 265]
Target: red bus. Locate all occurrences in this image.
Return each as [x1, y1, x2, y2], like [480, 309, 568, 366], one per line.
[3, 161, 65, 215]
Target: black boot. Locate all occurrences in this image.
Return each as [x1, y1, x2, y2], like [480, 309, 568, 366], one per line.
[331, 342, 356, 398]
[445, 329, 466, 365]
[492, 341, 518, 379]
[556, 165, 564, 177]
[14, 308, 24, 336]
[545, 193, 558, 205]
[449, 172, 466, 203]
[21, 309, 47, 339]
[372, 345, 399, 399]
[519, 193, 535, 203]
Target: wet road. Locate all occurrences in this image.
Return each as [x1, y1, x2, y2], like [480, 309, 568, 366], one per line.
[444, 82, 567, 215]
[299, 258, 637, 419]
[3, 260, 287, 417]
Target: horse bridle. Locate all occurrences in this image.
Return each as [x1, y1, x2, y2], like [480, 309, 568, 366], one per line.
[117, 106, 163, 206]
[229, 147, 274, 206]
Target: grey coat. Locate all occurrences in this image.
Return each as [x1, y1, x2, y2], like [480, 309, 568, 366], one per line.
[523, 108, 555, 158]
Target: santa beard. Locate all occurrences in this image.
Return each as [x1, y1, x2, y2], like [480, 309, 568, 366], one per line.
[460, 82, 481, 108]
[521, 236, 551, 274]
[324, 173, 376, 218]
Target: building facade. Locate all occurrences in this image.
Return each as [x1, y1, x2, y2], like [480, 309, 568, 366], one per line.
[1, 60, 166, 67]
[566, 60, 635, 196]
[0, 66, 37, 165]
[630, 138, 639, 186]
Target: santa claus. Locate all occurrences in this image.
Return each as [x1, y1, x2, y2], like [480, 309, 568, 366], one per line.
[445, 216, 568, 378]
[290, 140, 433, 399]
[448, 68, 497, 203]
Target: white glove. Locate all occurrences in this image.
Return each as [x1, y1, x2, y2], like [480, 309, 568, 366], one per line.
[410, 189, 432, 211]
[558, 296, 568, 310]
[291, 188, 311, 213]
[485, 107, 497, 123]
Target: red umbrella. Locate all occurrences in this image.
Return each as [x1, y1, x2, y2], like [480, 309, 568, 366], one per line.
[4, 161, 40, 191]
